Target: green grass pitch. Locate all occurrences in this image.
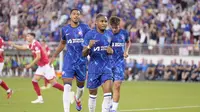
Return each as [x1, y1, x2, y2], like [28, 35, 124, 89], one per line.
[0, 78, 200, 112]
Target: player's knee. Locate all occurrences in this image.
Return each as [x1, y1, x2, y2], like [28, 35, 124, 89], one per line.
[32, 75, 41, 81]
[102, 80, 112, 92]
[89, 89, 97, 95]
[114, 82, 121, 91]
[63, 78, 73, 85]
[76, 80, 85, 88]
[103, 92, 112, 98]
[103, 87, 112, 94]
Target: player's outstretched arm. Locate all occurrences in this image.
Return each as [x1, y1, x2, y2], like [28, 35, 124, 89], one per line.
[8, 41, 28, 50]
[124, 39, 131, 58]
[52, 40, 66, 57]
[50, 40, 66, 64]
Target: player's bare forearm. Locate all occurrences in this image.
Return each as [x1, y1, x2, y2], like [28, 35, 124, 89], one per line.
[82, 46, 90, 57]
[125, 39, 131, 53]
[13, 44, 28, 50]
[29, 53, 41, 67]
[53, 40, 66, 57]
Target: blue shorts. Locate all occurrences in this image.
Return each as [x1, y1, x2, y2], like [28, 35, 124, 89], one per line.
[87, 73, 112, 89]
[62, 62, 86, 82]
[112, 62, 125, 81]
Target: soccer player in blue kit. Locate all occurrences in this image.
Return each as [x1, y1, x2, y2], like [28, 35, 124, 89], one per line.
[109, 16, 130, 112]
[82, 14, 114, 112]
[50, 9, 90, 112]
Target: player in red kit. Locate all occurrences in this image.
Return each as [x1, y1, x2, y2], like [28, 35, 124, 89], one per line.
[40, 39, 51, 90]
[0, 36, 13, 99]
[8, 33, 64, 103]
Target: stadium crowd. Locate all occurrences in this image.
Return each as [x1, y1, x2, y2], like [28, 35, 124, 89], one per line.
[125, 58, 200, 82]
[0, 0, 200, 82]
[0, 0, 200, 44]
[2, 55, 200, 82]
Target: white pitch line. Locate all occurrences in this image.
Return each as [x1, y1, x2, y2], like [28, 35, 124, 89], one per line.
[119, 105, 200, 112]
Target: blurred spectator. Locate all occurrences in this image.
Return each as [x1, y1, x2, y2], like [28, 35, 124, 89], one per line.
[11, 56, 19, 76]
[0, 0, 199, 46]
[192, 20, 200, 42]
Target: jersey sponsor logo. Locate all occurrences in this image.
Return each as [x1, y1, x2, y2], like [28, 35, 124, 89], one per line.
[112, 43, 125, 47]
[67, 39, 84, 43]
[120, 35, 125, 40]
[66, 33, 70, 36]
[78, 31, 83, 36]
[93, 46, 108, 51]
[94, 47, 100, 51]
[67, 39, 73, 43]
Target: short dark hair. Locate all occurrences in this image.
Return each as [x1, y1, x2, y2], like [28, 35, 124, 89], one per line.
[109, 16, 120, 26]
[70, 8, 81, 14]
[96, 13, 106, 20]
[27, 32, 36, 38]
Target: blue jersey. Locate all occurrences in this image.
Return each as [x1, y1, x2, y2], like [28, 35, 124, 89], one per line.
[83, 29, 113, 74]
[109, 29, 129, 81]
[110, 29, 129, 60]
[62, 23, 90, 65]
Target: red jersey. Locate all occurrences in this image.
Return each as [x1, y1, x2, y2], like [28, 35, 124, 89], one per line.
[29, 40, 49, 66]
[0, 37, 4, 62]
[42, 44, 50, 57]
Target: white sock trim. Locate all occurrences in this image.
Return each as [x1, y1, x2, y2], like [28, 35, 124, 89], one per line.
[104, 93, 112, 97]
[89, 94, 97, 98]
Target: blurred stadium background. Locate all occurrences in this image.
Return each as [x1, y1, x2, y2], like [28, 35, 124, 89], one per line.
[0, 0, 200, 112]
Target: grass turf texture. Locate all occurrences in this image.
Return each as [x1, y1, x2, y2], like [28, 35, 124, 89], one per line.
[0, 78, 200, 112]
